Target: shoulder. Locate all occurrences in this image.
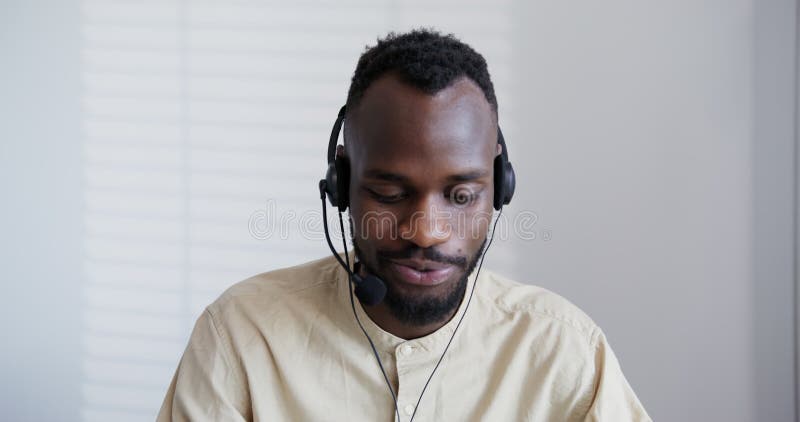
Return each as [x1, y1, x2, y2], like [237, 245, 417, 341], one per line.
[478, 269, 602, 347]
[206, 255, 342, 321]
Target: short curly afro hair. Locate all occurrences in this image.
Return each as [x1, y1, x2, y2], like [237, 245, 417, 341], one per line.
[345, 29, 498, 115]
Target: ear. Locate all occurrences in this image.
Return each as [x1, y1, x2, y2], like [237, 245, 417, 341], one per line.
[336, 144, 345, 158]
[496, 142, 503, 156]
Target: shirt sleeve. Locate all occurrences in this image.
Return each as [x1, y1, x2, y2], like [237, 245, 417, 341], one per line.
[583, 331, 652, 422]
[157, 308, 251, 422]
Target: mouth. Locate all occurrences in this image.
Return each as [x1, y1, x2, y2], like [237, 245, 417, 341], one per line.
[386, 258, 456, 287]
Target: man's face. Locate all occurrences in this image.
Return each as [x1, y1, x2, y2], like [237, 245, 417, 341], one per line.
[346, 74, 497, 326]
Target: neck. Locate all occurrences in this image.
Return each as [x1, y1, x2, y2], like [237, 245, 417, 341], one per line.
[362, 302, 456, 340]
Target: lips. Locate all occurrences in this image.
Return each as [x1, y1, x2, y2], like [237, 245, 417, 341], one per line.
[387, 258, 456, 286]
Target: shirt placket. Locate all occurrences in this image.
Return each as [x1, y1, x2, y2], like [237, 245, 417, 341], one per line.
[393, 340, 433, 422]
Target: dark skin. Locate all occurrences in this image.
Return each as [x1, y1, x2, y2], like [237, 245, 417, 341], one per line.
[344, 73, 501, 339]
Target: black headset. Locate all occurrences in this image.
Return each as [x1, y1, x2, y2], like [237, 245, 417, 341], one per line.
[317, 103, 514, 422]
[322, 105, 516, 212]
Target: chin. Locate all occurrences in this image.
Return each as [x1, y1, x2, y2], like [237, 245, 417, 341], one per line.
[381, 272, 469, 326]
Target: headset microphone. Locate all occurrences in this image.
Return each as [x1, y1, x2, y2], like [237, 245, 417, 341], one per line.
[351, 273, 386, 307]
[319, 180, 386, 306]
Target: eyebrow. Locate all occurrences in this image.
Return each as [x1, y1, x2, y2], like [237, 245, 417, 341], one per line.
[362, 169, 489, 183]
[362, 170, 408, 183]
[446, 170, 489, 182]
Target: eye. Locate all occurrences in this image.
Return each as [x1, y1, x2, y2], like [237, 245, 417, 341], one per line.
[447, 185, 481, 207]
[365, 187, 407, 204]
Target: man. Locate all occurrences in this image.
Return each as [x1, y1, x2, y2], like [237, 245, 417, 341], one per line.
[158, 29, 650, 421]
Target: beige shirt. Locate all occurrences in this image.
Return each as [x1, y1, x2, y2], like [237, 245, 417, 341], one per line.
[158, 255, 650, 421]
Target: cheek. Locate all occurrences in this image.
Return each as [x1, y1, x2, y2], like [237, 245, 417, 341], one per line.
[351, 207, 400, 244]
[450, 206, 494, 241]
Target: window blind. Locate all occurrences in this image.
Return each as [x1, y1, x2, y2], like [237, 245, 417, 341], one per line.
[80, 1, 516, 419]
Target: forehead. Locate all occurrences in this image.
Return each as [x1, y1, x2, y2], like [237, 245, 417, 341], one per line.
[345, 74, 497, 177]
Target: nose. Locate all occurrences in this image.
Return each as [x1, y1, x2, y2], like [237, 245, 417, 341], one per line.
[398, 196, 451, 249]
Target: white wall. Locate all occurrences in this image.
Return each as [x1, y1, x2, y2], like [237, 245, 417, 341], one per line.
[753, 1, 797, 421]
[502, 1, 796, 421]
[1, 1, 795, 421]
[1, 1, 83, 421]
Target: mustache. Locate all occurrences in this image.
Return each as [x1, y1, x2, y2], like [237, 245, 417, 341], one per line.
[376, 246, 468, 269]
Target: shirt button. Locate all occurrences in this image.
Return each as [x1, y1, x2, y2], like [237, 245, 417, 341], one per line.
[404, 404, 415, 416]
[399, 344, 414, 357]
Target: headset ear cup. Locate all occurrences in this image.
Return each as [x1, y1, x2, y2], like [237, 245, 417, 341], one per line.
[503, 161, 516, 206]
[493, 155, 505, 210]
[494, 126, 515, 209]
[334, 156, 351, 211]
[493, 157, 516, 210]
[325, 162, 339, 207]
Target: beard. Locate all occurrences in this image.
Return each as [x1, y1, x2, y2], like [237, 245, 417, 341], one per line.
[352, 237, 487, 327]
